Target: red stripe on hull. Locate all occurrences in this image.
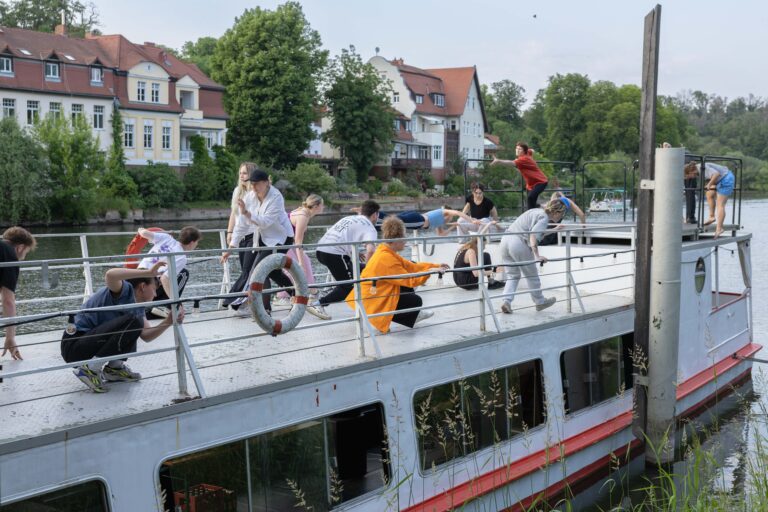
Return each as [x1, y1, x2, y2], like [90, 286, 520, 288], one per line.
[402, 344, 761, 512]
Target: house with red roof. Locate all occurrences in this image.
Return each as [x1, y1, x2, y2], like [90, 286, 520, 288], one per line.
[369, 56, 488, 181]
[0, 24, 227, 169]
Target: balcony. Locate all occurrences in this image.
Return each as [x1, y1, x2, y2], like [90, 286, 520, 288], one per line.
[180, 149, 215, 164]
[391, 158, 431, 170]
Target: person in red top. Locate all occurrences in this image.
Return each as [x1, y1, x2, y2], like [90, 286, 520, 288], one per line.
[491, 142, 549, 210]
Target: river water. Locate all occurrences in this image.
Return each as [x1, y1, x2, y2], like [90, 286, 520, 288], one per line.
[5, 199, 768, 509]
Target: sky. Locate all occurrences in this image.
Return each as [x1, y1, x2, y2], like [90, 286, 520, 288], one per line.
[95, 0, 767, 105]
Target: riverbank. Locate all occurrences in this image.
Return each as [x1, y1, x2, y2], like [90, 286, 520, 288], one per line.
[5, 196, 467, 227]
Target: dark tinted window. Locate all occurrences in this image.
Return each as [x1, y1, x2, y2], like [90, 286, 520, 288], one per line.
[0, 480, 109, 511]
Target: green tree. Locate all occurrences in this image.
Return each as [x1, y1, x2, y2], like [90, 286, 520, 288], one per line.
[0, 117, 49, 223]
[0, 0, 100, 36]
[180, 36, 218, 76]
[542, 73, 591, 163]
[184, 135, 216, 201]
[211, 2, 327, 169]
[212, 145, 240, 201]
[488, 79, 526, 127]
[100, 105, 139, 204]
[35, 113, 104, 222]
[322, 45, 394, 183]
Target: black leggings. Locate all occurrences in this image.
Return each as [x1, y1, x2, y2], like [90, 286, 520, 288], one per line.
[392, 287, 422, 328]
[317, 251, 357, 306]
[684, 177, 697, 223]
[527, 181, 548, 210]
[225, 236, 294, 310]
[61, 313, 143, 365]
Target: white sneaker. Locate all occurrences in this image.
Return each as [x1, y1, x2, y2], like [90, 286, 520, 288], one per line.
[150, 306, 169, 319]
[306, 302, 331, 320]
[231, 305, 251, 318]
[536, 297, 557, 311]
[501, 302, 513, 314]
[413, 309, 434, 325]
[272, 295, 292, 307]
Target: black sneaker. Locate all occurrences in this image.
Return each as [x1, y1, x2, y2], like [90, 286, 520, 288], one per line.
[487, 278, 504, 290]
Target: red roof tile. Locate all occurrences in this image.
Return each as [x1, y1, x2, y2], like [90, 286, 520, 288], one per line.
[428, 66, 487, 131]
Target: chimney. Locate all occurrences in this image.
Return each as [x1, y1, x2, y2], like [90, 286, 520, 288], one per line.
[144, 41, 156, 47]
[55, 10, 67, 36]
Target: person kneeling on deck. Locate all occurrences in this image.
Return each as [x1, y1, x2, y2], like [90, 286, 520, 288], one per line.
[136, 226, 201, 319]
[348, 217, 448, 334]
[61, 262, 184, 393]
[499, 198, 565, 314]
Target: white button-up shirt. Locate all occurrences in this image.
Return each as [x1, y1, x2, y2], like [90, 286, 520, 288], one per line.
[231, 185, 293, 247]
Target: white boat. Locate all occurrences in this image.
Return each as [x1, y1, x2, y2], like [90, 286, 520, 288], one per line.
[589, 191, 631, 213]
[0, 222, 756, 511]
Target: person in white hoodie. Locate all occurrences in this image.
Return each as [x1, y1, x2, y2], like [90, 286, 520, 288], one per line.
[222, 168, 295, 315]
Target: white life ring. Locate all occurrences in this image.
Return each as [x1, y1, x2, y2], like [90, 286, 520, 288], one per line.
[248, 253, 308, 336]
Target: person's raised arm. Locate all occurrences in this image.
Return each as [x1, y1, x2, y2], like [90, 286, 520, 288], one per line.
[137, 228, 157, 243]
[105, 261, 166, 294]
[1, 287, 21, 360]
[444, 209, 479, 225]
[491, 155, 517, 167]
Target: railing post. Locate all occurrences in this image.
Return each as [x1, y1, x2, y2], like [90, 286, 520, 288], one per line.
[79, 235, 94, 303]
[566, 231, 572, 313]
[351, 243, 366, 357]
[218, 229, 231, 310]
[477, 234, 486, 332]
[166, 256, 189, 395]
[714, 245, 720, 308]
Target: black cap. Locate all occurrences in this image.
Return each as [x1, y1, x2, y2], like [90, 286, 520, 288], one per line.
[246, 169, 269, 182]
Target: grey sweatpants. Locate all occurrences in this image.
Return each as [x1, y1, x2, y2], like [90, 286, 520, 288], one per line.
[499, 235, 546, 305]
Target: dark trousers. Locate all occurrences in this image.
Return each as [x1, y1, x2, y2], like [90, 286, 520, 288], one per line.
[392, 287, 422, 328]
[684, 177, 698, 223]
[148, 269, 189, 317]
[223, 234, 257, 307]
[317, 251, 357, 306]
[61, 314, 143, 365]
[227, 236, 294, 311]
[527, 181, 548, 210]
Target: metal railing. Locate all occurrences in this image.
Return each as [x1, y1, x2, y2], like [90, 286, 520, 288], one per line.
[1, 225, 746, 414]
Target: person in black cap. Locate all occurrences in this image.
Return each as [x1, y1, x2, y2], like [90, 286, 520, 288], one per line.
[222, 167, 296, 315]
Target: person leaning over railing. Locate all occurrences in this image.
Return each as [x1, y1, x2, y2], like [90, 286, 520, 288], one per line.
[1, 227, 36, 361]
[499, 198, 566, 314]
[348, 217, 449, 334]
[60, 261, 184, 393]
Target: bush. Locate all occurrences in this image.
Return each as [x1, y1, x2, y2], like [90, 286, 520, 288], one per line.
[385, 178, 409, 197]
[360, 179, 383, 197]
[444, 174, 466, 196]
[285, 162, 337, 198]
[129, 162, 185, 209]
[338, 168, 361, 192]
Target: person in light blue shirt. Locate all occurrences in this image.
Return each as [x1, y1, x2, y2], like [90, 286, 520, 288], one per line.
[377, 207, 480, 235]
[700, 162, 735, 238]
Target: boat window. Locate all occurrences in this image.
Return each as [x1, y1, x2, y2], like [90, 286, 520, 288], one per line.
[0, 480, 109, 511]
[694, 257, 706, 293]
[560, 334, 634, 415]
[413, 359, 545, 471]
[159, 403, 389, 511]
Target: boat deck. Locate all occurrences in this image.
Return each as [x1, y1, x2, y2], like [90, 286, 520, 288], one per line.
[0, 241, 634, 447]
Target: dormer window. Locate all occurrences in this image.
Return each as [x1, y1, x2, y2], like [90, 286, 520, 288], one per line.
[0, 55, 12, 75]
[90, 66, 103, 84]
[415, 94, 423, 104]
[393, 119, 400, 131]
[45, 61, 60, 80]
[393, 92, 399, 103]
[433, 94, 445, 107]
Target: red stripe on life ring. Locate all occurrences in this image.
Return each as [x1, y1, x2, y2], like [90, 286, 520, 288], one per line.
[294, 296, 308, 305]
[283, 257, 293, 270]
[272, 320, 283, 335]
[250, 282, 264, 292]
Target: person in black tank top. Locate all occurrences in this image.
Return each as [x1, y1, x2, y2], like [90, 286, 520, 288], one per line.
[452, 237, 503, 290]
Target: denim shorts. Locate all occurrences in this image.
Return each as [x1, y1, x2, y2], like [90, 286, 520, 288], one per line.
[717, 172, 735, 196]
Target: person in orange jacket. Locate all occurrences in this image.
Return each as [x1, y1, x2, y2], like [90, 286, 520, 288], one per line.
[347, 217, 449, 334]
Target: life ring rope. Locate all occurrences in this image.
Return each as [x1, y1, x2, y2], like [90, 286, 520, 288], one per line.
[248, 253, 308, 336]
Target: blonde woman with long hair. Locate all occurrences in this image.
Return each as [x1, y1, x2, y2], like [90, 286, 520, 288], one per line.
[498, 198, 566, 314]
[275, 194, 329, 320]
[224, 162, 257, 269]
